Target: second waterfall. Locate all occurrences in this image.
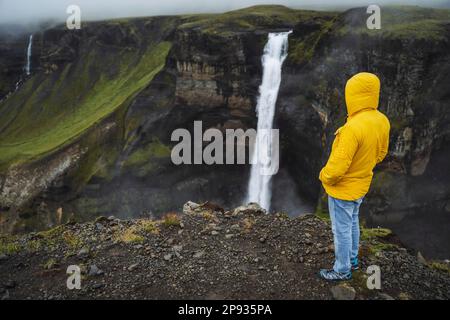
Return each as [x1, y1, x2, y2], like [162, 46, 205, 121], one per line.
[25, 34, 33, 76]
[246, 31, 291, 211]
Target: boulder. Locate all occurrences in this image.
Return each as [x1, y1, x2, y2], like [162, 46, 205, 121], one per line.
[330, 284, 356, 300]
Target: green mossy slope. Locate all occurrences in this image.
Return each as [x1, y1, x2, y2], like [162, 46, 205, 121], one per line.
[0, 41, 172, 171]
[179, 5, 330, 35]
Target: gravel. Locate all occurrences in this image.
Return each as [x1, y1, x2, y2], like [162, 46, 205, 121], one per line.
[0, 202, 449, 300]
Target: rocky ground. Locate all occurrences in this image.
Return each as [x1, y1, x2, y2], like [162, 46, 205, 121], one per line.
[0, 202, 449, 300]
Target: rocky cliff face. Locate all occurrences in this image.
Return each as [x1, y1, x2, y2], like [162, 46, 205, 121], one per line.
[279, 7, 450, 226]
[0, 6, 449, 241]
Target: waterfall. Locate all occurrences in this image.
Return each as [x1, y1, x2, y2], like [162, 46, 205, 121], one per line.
[246, 31, 291, 211]
[25, 34, 33, 76]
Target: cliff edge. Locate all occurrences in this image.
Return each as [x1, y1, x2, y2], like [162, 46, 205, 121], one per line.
[1, 202, 449, 300]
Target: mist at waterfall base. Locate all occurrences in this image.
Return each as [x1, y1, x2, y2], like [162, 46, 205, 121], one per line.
[246, 31, 291, 212]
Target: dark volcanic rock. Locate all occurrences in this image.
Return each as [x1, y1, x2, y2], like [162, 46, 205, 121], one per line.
[0, 202, 449, 300]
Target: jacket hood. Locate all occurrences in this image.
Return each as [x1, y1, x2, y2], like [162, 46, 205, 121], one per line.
[345, 72, 380, 116]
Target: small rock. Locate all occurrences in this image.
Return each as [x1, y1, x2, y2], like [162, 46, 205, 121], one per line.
[0, 254, 8, 262]
[398, 292, 410, 300]
[398, 247, 407, 253]
[133, 244, 143, 250]
[92, 283, 104, 290]
[173, 245, 183, 252]
[183, 201, 200, 215]
[233, 203, 266, 216]
[88, 265, 103, 276]
[211, 231, 219, 236]
[259, 237, 267, 243]
[95, 223, 104, 231]
[164, 254, 173, 261]
[225, 234, 234, 239]
[318, 248, 327, 254]
[417, 251, 427, 265]
[77, 247, 90, 258]
[128, 263, 139, 271]
[193, 250, 205, 259]
[330, 284, 356, 300]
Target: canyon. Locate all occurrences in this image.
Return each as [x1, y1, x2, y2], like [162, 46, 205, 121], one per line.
[0, 5, 449, 258]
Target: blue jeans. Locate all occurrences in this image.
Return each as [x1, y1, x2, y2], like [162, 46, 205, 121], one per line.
[328, 195, 363, 274]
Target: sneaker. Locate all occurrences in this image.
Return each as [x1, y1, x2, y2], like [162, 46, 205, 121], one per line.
[351, 258, 359, 271]
[319, 269, 352, 281]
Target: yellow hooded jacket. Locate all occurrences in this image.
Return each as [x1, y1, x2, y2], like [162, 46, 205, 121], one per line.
[319, 72, 390, 201]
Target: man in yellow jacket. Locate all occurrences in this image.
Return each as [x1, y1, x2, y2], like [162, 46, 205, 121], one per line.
[319, 72, 390, 281]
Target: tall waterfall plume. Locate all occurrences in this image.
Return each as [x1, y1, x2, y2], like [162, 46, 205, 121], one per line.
[25, 34, 33, 76]
[246, 31, 291, 211]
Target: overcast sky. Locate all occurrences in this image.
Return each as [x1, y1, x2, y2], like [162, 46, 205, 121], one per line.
[1, 0, 449, 25]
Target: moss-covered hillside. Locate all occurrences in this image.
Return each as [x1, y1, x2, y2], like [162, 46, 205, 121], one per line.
[0, 34, 171, 171]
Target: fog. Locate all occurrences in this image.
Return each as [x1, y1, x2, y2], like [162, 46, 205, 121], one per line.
[0, 0, 449, 26]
